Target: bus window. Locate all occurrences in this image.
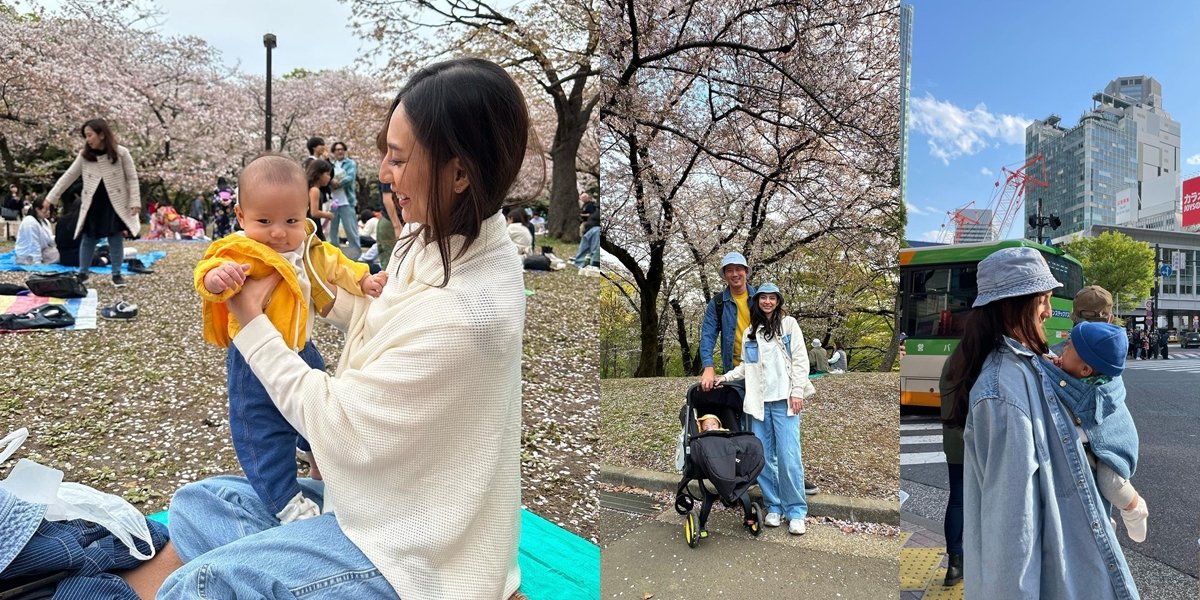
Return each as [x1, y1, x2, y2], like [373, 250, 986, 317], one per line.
[901, 265, 977, 338]
[1045, 254, 1084, 298]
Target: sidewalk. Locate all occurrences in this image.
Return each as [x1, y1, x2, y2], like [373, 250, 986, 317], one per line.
[900, 513, 961, 600]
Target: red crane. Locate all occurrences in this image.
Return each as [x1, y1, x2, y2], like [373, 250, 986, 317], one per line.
[989, 155, 1048, 240]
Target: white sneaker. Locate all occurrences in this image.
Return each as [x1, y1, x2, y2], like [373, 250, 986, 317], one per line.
[1121, 497, 1148, 543]
[764, 512, 782, 527]
[789, 519, 806, 535]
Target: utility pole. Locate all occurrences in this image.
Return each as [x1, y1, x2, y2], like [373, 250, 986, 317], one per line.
[1152, 243, 1161, 332]
[263, 33, 277, 151]
[1027, 198, 1062, 244]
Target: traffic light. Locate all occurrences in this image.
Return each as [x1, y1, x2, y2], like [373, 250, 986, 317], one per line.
[1049, 215, 1061, 230]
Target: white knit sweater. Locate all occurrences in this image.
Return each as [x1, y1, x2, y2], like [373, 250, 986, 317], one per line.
[234, 213, 525, 599]
[45, 146, 141, 239]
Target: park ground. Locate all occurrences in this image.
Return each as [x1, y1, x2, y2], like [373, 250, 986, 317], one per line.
[0, 235, 599, 542]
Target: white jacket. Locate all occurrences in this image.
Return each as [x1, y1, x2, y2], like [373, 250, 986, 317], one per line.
[722, 316, 816, 421]
[45, 146, 141, 239]
[233, 213, 524, 599]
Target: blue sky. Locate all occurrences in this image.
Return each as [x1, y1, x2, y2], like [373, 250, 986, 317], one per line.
[904, 1, 1200, 242]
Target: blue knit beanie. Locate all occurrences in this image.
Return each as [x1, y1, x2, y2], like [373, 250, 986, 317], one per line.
[1070, 322, 1128, 377]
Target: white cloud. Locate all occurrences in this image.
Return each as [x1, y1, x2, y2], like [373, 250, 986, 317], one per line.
[911, 94, 1032, 165]
[905, 202, 925, 215]
[980, 167, 994, 177]
[1187, 154, 1200, 166]
[918, 229, 944, 242]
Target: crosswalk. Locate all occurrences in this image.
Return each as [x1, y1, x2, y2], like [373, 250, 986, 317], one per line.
[901, 416, 946, 466]
[1124, 356, 1200, 374]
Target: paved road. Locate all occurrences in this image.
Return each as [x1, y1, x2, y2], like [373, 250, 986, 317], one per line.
[601, 492, 900, 599]
[901, 357, 1200, 597]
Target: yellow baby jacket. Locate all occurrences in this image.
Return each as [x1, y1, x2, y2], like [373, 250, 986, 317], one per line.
[195, 220, 369, 350]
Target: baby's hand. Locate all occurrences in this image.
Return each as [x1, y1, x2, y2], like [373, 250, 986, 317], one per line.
[204, 262, 250, 294]
[359, 271, 389, 297]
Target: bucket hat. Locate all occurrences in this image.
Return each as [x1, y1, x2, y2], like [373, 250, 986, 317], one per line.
[719, 252, 751, 277]
[752, 282, 783, 304]
[972, 247, 1062, 308]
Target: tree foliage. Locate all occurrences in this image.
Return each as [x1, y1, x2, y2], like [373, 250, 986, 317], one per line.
[599, 0, 900, 377]
[1062, 231, 1155, 312]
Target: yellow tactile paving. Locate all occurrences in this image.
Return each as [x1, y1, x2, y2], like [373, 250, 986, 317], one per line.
[921, 568, 964, 600]
[900, 531, 912, 545]
[899, 547, 943, 591]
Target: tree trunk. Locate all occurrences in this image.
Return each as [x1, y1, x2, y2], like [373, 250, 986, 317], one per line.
[671, 297, 700, 375]
[547, 107, 586, 243]
[878, 284, 902, 372]
[636, 288, 662, 377]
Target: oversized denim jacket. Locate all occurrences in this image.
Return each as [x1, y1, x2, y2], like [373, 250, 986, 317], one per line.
[699, 284, 757, 372]
[963, 337, 1139, 600]
[1037, 357, 1138, 480]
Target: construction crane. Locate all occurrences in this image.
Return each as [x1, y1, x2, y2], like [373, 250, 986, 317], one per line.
[939, 155, 1049, 243]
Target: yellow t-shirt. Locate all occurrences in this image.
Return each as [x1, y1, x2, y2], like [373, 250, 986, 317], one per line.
[731, 290, 751, 366]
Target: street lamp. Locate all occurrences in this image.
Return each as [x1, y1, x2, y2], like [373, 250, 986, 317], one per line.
[263, 33, 277, 151]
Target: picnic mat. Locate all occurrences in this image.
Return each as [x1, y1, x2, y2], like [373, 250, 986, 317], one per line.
[0, 250, 166, 274]
[0, 289, 97, 331]
[147, 508, 600, 599]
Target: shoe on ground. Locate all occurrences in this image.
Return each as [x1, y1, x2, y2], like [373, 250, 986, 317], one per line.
[99, 301, 138, 320]
[788, 518, 806, 535]
[1121, 497, 1148, 543]
[76, 271, 89, 284]
[943, 552, 963, 586]
[698, 530, 709, 539]
[764, 512, 782, 527]
[804, 480, 819, 495]
[112, 274, 127, 287]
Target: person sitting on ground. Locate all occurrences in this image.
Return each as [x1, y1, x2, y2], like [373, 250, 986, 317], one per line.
[807, 339, 830, 374]
[194, 154, 389, 525]
[573, 209, 600, 268]
[358, 209, 378, 247]
[14, 197, 59, 265]
[828, 343, 848, 374]
[507, 208, 533, 257]
[1044, 322, 1148, 543]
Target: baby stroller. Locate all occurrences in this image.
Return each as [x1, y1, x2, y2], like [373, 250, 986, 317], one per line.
[674, 382, 765, 547]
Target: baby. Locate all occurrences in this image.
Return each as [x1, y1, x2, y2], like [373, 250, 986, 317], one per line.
[1043, 321, 1147, 542]
[195, 154, 388, 523]
[698, 414, 726, 433]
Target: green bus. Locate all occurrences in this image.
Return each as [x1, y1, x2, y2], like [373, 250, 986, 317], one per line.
[899, 240, 1084, 407]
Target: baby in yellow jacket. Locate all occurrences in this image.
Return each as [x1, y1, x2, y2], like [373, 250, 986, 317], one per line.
[194, 154, 387, 524]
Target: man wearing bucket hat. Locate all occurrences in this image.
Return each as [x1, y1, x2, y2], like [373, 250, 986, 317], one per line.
[699, 251, 756, 391]
[941, 247, 1139, 599]
[715, 282, 816, 534]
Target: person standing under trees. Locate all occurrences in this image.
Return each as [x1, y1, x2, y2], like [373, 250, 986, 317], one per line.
[328, 141, 361, 257]
[715, 283, 816, 535]
[44, 118, 140, 288]
[946, 247, 1139, 599]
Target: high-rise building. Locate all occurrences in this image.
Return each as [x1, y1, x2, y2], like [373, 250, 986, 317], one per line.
[1024, 76, 1181, 239]
[953, 208, 993, 243]
[900, 4, 913, 210]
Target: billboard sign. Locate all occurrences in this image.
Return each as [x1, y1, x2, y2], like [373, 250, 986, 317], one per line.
[1183, 176, 1200, 227]
[1115, 188, 1134, 225]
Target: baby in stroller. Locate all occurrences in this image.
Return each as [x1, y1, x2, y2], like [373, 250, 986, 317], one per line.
[674, 382, 765, 547]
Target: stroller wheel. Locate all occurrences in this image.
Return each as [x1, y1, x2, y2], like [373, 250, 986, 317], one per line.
[674, 494, 693, 515]
[685, 513, 699, 548]
[747, 502, 762, 537]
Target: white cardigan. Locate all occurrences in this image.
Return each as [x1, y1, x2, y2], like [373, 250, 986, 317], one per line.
[722, 316, 817, 421]
[45, 146, 141, 239]
[234, 213, 525, 599]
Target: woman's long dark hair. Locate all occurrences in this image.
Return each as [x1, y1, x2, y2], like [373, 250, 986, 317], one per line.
[943, 292, 1050, 429]
[748, 293, 784, 341]
[305, 159, 333, 189]
[81, 119, 119, 163]
[382, 57, 530, 286]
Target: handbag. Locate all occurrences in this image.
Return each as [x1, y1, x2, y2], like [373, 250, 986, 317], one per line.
[25, 273, 87, 299]
[0, 207, 18, 221]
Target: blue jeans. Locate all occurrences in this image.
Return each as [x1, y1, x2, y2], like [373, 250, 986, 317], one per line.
[227, 340, 325, 515]
[159, 476, 399, 599]
[573, 225, 600, 267]
[750, 400, 807, 520]
[78, 232, 123, 276]
[329, 204, 361, 249]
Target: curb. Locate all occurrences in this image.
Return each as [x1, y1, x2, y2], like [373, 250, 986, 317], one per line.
[601, 463, 899, 526]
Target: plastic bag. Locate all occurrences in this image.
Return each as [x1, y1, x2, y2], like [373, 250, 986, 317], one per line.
[0, 428, 157, 560]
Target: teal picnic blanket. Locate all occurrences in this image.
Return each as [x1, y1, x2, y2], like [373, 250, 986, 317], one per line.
[0, 250, 165, 274]
[147, 508, 599, 599]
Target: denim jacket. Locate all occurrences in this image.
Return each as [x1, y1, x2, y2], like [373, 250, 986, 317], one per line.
[1037, 357, 1138, 480]
[699, 284, 756, 372]
[963, 337, 1139, 600]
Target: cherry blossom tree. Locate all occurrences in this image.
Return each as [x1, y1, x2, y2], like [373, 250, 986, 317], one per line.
[345, 0, 600, 241]
[600, 0, 900, 377]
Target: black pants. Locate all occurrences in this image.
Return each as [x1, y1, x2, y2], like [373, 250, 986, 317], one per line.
[945, 461, 964, 555]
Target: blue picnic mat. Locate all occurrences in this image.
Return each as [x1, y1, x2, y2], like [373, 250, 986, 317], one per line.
[147, 508, 599, 599]
[0, 251, 166, 274]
